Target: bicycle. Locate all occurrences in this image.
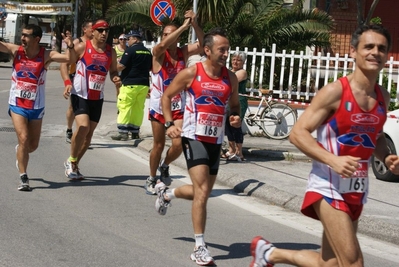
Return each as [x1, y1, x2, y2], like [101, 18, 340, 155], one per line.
[242, 89, 298, 140]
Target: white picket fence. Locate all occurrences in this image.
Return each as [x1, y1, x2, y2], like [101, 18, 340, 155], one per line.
[143, 42, 399, 105]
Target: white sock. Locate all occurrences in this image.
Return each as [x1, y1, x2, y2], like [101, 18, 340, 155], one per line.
[264, 247, 275, 264]
[165, 188, 176, 200]
[195, 234, 205, 248]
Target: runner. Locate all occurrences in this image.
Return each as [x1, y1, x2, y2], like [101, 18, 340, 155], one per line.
[250, 24, 399, 267]
[1, 24, 75, 191]
[154, 27, 241, 266]
[60, 20, 93, 143]
[63, 19, 120, 180]
[146, 10, 204, 194]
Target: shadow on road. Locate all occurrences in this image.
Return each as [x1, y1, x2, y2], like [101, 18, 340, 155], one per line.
[29, 174, 148, 190]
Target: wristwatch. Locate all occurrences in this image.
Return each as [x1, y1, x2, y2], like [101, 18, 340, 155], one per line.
[164, 121, 175, 130]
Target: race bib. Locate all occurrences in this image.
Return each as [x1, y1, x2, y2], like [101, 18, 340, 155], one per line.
[171, 96, 181, 111]
[89, 74, 106, 91]
[15, 81, 38, 100]
[195, 112, 224, 138]
[339, 160, 369, 193]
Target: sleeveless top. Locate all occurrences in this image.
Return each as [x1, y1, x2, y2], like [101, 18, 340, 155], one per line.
[149, 48, 185, 120]
[114, 45, 124, 63]
[9, 46, 47, 109]
[182, 62, 232, 144]
[69, 37, 83, 76]
[72, 40, 112, 100]
[308, 77, 387, 205]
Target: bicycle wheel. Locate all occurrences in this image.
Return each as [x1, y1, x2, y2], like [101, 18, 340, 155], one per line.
[260, 103, 297, 139]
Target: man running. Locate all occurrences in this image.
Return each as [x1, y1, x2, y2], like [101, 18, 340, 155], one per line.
[63, 19, 120, 180]
[155, 27, 241, 266]
[146, 10, 204, 194]
[60, 20, 93, 143]
[250, 24, 399, 267]
[1, 24, 75, 191]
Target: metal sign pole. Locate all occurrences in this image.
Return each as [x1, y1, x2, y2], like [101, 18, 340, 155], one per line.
[73, 0, 78, 39]
[191, 0, 197, 43]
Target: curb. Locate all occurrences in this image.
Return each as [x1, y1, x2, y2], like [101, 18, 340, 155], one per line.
[135, 138, 399, 246]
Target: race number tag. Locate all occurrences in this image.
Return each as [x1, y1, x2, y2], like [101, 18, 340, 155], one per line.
[89, 74, 106, 91]
[339, 160, 369, 193]
[195, 112, 224, 138]
[15, 81, 38, 100]
[171, 96, 181, 111]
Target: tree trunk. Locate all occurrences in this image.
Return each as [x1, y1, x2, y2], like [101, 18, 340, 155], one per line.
[364, 0, 380, 25]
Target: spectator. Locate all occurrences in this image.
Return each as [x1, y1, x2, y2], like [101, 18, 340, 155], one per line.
[111, 31, 152, 140]
[222, 51, 248, 161]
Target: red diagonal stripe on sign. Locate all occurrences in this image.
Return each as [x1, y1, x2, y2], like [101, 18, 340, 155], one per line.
[155, 3, 169, 20]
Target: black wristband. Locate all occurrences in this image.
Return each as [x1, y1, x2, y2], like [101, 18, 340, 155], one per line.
[67, 43, 74, 49]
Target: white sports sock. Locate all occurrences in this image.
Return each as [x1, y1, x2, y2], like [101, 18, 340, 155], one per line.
[165, 188, 176, 200]
[195, 234, 205, 248]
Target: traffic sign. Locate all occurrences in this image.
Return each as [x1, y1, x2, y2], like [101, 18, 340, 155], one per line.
[0, 7, 7, 21]
[150, 0, 175, 26]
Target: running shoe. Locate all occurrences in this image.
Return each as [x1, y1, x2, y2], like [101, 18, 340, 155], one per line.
[18, 174, 31, 191]
[15, 144, 19, 171]
[158, 165, 171, 186]
[144, 176, 157, 195]
[155, 182, 171, 215]
[77, 169, 85, 180]
[66, 129, 73, 143]
[190, 245, 215, 266]
[250, 236, 275, 267]
[64, 160, 80, 180]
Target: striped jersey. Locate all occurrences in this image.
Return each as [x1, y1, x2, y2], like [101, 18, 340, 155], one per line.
[72, 40, 112, 100]
[308, 77, 387, 205]
[149, 48, 185, 120]
[182, 62, 232, 144]
[9, 46, 47, 109]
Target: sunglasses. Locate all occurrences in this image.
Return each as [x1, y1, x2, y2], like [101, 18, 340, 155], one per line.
[96, 28, 109, 33]
[119, 38, 127, 40]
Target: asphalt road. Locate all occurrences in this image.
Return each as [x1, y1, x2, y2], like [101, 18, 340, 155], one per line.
[0, 63, 398, 266]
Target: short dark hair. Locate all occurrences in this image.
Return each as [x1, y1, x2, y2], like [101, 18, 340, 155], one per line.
[81, 20, 92, 29]
[203, 27, 227, 49]
[24, 24, 42, 39]
[351, 24, 392, 51]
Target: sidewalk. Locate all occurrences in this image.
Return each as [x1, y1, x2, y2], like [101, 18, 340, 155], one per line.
[126, 134, 399, 246]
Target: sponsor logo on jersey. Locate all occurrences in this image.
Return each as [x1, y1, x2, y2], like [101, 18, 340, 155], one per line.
[351, 114, 379, 125]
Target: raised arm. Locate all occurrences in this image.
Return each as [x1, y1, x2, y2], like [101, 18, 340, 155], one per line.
[184, 10, 205, 57]
[152, 19, 191, 59]
[45, 34, 76, 67]
[0, 41, 20, 59]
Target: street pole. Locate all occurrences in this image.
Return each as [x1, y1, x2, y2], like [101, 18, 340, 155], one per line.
[73, 0, 78, 39]
[191, 0, 197, 43]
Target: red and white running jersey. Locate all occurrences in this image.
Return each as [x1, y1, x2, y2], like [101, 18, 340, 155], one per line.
[72, 40, 112, 100]
[149, 48, 185, 121]
[182, 62, 232, 144]
[308, 77, 387, 205]
[9, 46, 47, 109]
